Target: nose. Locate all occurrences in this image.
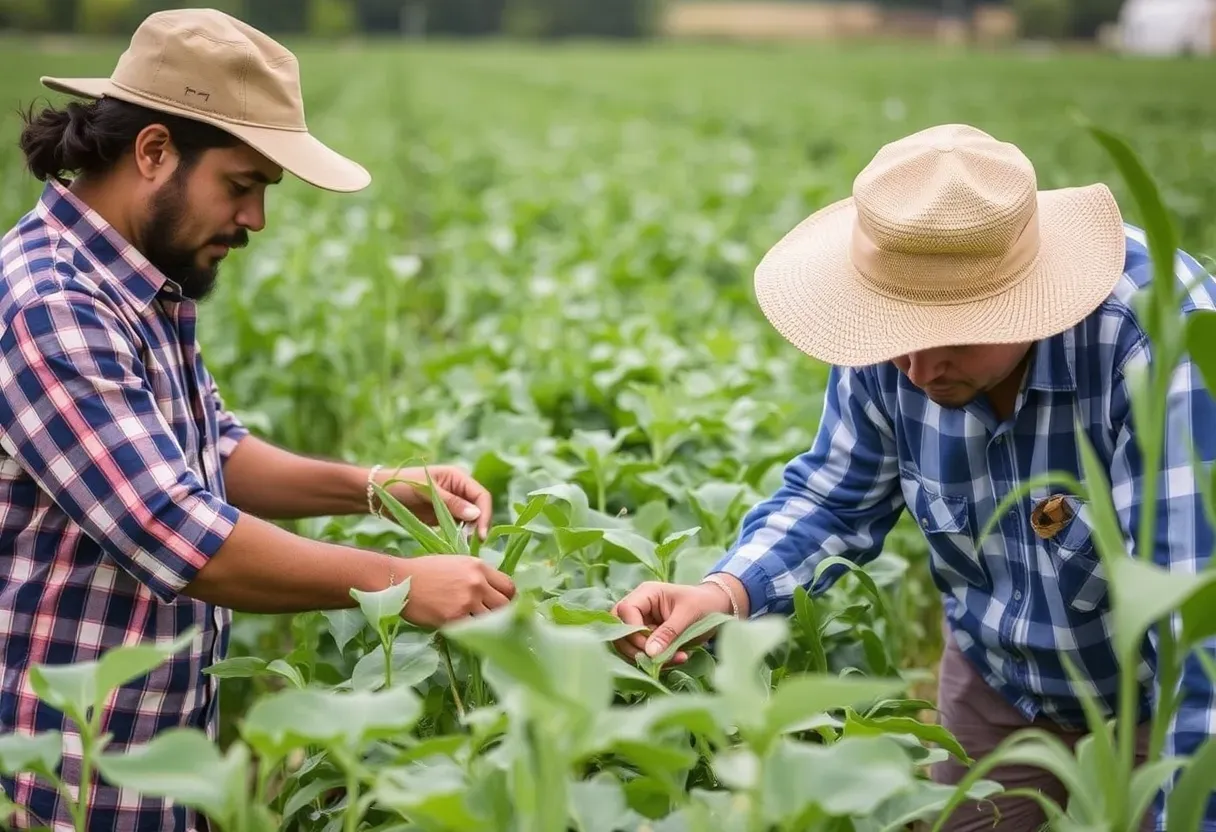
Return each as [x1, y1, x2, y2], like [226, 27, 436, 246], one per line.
[902, 350, 948, 387]
[236, 197, 266, 234]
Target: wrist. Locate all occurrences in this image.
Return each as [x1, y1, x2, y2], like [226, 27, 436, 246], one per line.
[701, 573, 749, 618]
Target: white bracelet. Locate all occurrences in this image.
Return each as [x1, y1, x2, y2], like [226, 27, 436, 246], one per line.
[367, 464, 383, 515]
[701, 575, 741, 618]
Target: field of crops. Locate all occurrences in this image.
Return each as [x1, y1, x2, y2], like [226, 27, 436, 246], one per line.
[3, 33, 1216, 832]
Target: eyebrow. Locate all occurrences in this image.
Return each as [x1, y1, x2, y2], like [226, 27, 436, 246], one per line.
[233, 168, 283, 185]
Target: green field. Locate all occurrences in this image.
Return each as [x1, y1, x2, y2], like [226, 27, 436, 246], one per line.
[3, 36, 1216, 831]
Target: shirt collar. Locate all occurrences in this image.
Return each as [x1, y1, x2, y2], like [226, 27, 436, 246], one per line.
[36, 178, 184, 310]
[1024, 327, 1078, 392]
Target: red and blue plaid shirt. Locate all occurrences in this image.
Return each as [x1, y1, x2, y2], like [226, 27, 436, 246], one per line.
[0, 180, 248, 830]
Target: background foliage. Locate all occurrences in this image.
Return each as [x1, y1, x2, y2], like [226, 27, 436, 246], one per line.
[0, 0, 1129, 41]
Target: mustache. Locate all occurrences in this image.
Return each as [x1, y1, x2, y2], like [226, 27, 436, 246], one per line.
[209, 229, 250, 248]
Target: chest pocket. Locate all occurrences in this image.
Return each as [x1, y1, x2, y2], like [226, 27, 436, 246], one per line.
[901, 467, 990, 592]
[1036, 494, 1108, 614]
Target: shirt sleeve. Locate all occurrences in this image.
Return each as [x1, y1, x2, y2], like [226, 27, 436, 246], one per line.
[201, 363, 249, 463]
[706, 364, 906, 617]
[1109, 339, 1216, 832]
[0, 289, 242, 604]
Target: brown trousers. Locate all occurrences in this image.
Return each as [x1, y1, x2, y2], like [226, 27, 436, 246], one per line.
[929, 627, 1153, 832]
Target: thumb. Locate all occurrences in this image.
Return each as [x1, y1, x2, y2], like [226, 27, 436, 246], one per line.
[644, 600, 703, 658]
[441, 490, 481, 524]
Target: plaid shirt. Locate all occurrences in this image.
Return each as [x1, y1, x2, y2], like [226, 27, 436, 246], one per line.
[0, 180, 247, 830]
[711, 224, 1216, 830]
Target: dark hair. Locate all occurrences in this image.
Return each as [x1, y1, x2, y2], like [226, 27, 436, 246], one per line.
[18, 96, 241, 182]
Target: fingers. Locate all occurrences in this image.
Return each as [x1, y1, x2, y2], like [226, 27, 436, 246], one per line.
[481, 585, 512, 610]
[643, 597, 705, 659]
[481, 561, 516, 599]
[438, 467, 493, 540]
[613, 602, 651, 660]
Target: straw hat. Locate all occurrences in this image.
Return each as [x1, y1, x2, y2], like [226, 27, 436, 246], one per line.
[39, 8, 369, 193]
[752, 124, 1126, 368]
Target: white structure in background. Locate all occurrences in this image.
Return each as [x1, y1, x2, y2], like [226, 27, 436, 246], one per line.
[1117, 0, 1216, 56]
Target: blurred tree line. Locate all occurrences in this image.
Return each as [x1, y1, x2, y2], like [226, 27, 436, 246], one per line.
[0, 0, 1124, 40]
[0, 0, 662, 38]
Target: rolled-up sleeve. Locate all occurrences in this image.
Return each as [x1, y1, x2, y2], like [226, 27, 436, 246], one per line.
[707, 364, 906, 616]
[0, 290, 240, 603]
[202, 365, 249, 463]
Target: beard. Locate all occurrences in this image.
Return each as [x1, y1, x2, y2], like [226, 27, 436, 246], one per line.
[140, 167, 247, 302]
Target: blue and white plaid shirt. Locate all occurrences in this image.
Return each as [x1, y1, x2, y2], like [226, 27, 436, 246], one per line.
[710, 224, 1216, 830]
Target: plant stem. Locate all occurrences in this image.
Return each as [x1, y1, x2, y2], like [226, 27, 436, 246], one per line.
[72, 726, 94, 832]
[343, 759, 360, 832]
[438, 636, 465, 720]
[382, 640, 394, 689]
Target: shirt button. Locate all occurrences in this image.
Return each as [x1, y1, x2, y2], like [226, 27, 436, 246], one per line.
[1014, 590, 1023, 601]
[921, 517, 929, 528]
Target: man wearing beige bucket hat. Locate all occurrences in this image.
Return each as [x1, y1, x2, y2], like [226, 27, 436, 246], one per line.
[613, 123, 1216, 831]
[0, 8, 514, 831]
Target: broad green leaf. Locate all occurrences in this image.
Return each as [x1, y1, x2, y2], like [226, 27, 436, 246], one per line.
[265, 659, 306, 689]
[760, 736, 916, 823]
[544, 602, 647, 641]
[203, 656, 268, 679]
[1108, 556, 1216, 665]
[713, 617, 791, 733]
[0, 731, 62, 778]
[29, 628, 197, 724]
[761, 674, 907, 752]
[568, 774, 644, 832]
[638, 611, 734, 672]
[349, 638, 440, 691]
[372, 759, 485, 830]
[655, 527, 700, 562]
[94, 729, 244, 824]
[856, 778, 1004, 832]
[843, 710, 970, 764]
[350, 577, 412, 644]
[323, 608, 367, 653]
[240, 685, 422, 759]
[600, 528, 663, 576]
[441, 602, 556, 699]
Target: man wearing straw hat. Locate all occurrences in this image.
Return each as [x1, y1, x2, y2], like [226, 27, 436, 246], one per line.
[0, 9, 515, 830]
[613, 124, 1216, 830]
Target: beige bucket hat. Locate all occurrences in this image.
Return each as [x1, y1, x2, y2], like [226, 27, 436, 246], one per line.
[40, 8, 370, 193]
[752, 123, 1126, 368]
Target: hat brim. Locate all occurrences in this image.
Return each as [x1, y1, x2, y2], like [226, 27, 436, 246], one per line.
[40, 76, 370, 193]
[751, 184, 1127, 368]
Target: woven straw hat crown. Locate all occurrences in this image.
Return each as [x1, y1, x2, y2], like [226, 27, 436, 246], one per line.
[750, 122, 1126, 367]
[849, 124, 1042, 307]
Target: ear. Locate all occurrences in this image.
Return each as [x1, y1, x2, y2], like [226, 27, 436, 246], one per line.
[132, 124, 178, 182]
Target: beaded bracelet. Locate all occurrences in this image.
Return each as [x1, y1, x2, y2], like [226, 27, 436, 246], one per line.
[366, 464, 383, 516]
[701, 574, 741, 618]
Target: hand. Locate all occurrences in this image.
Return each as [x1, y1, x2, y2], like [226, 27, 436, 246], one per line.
[399, 555, 515, 628]
[385, 465, 493, 540]
[611, 580, 737, 666]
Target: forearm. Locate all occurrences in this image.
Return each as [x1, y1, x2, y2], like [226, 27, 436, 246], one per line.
[222, 434, 369, 520]
[181, 510, 404, 613]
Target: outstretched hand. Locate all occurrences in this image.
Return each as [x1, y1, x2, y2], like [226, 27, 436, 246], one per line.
[611, 580, 737, 666]
[383, 465, 493, 539]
